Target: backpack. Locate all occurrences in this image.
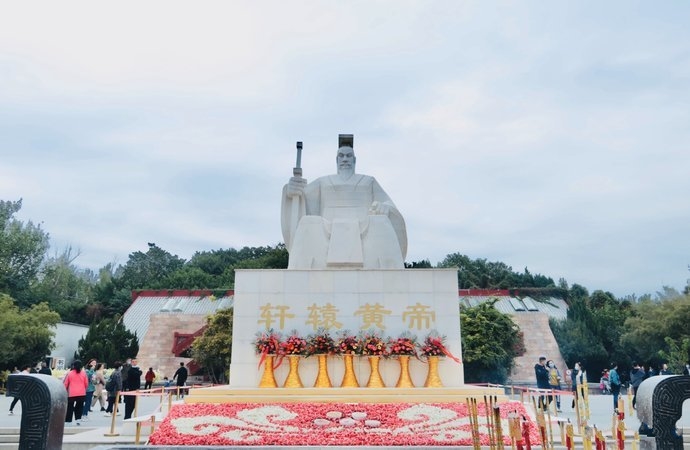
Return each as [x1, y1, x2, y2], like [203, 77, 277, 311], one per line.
[105, 377, 115, 391]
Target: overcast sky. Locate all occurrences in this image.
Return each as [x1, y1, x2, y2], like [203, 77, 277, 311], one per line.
[1, 1, 688, 298]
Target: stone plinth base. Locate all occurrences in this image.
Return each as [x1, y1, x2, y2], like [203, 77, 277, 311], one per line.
[230, 269, 464, 388]
[184, 385, 506, 404]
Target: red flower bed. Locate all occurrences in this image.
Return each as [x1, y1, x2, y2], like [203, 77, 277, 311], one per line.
[149, 401, 539, 446]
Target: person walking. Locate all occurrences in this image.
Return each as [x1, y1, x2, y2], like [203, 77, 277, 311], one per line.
[63, 360, 88, 425]
[630, 361, 646, 409]
[8, 365, 31, 415]
[38, 362, 52, 376]
[570, 362, 584, 408]
[547, 360, 563, 412]
[534, 356, 551, 410]
[123, 359, 142, 420]
[91, 363, 107, 412]
[172, 362, 189, 398]
[144, 367, 155, 390]
[81, 360, 97, 421]
[104, 361, 122, 417]
[660, 363, 672, 375]
[609, 362, 621, 412]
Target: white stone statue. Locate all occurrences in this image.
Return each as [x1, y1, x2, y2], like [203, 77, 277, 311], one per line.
[281, 135, 407, 269]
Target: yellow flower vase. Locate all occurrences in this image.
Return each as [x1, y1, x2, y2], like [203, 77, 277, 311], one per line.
[258, 355, 277, 388]
[340, 354, 359, 387]
[424, 355, 444, 387]
[314, 354, 332, 388]
[366, 355, 385, 388]
[283, 355, 303, 388]
[396, 355, 415, 388]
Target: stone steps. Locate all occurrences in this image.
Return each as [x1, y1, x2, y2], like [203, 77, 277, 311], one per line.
[184, 385, 507, 404]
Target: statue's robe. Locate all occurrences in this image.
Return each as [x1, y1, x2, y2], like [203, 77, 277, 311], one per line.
[281, 173, 407, 269]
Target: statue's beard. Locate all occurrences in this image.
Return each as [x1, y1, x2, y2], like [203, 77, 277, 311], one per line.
[337, 165, 355, 178]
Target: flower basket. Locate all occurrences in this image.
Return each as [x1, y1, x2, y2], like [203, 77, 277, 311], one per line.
[336, 330, 362, 356]
[336, 330, 361, 387]
[360, 330, 388, 357]
[388, 332, 418, 358]
[419, 331, 461, 363]
[281, 331, 307, 388]
[360, 330, 387, 388]
[253, 329, 282, 364]
[306, 328, 337, 388]
[306, 328, 337, 356]
[253, 329, 282, 388]
[419, 331, 461, 388]
[388, 332, 418, 388]
[281, 331, 307, 356]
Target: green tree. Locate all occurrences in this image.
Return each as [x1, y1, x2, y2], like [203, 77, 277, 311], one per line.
[438, 253, 555, 289]
[116, 243, 186, 290]
[0, 199, 50, 304]
[0, 294, 60, 370]
[75, 316, 139, 365]
[551, 313, 608, 374]
[28, 247, 95, 323]
[621, 292, 690, 370]
[460, 299, 524, 383]
[191, 307, 233, 383]
[405, 259, 432, 268]
[551, 290, 633, 377]
[190, 244, 288, 287]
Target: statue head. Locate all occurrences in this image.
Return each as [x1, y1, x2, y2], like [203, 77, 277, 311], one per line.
[336, 145, 356, 177]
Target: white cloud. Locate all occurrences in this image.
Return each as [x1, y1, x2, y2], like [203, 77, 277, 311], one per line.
[1, 1, 689, 297]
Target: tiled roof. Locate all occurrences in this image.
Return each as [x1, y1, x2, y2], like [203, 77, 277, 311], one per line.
[123, 294, 234, 342]
[459, 295, 568, 320]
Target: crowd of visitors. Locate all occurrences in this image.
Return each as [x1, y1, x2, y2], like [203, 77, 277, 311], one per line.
[535, 356, 690, 413]
[6, 357, 191, 425]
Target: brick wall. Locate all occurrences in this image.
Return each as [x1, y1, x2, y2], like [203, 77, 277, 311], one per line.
[510, 312, 569, 385]
[136, 314, 206, 380]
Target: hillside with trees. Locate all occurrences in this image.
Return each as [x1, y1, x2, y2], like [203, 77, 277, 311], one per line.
[1, 197, 688, 381]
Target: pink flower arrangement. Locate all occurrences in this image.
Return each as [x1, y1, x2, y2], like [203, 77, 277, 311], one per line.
[148, 401, 541, 446]
[359, 330, 388, 356]
[281, 330, 307, 356]
[254, 329, 282, 356]
[419, 331, 462, 363]
[336, 330, 361, 355]
[419, 332, 447, 358]
[387, 332, 418, 357]
[306, 328, 337, 355]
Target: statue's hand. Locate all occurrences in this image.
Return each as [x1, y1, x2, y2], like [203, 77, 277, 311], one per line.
[287, 176, 306, 198]
[369, 201, 391, 216]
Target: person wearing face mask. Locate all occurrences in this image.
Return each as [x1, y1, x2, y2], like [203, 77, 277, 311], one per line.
[571, 361, 584, 409]
[547, 360, 563, 412]
[534, 356, 551, 410]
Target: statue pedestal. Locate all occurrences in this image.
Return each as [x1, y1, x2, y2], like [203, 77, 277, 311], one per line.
[230, 268, 464, 388]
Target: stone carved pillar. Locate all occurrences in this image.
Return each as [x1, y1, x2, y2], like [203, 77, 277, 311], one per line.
[7, 373, 67, 450]
[636, 375, 690, 450]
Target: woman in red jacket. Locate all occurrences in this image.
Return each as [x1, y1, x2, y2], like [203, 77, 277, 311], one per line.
[63, 360, 88, 425]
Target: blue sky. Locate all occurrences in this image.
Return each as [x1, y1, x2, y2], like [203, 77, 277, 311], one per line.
[1, 1, 689, 297]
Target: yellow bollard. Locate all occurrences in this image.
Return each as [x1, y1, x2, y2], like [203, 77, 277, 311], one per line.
[103, 391, 121, 437]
